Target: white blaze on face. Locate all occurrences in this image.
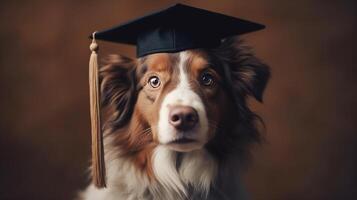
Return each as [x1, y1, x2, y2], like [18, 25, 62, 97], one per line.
[158, 52, 209, 151]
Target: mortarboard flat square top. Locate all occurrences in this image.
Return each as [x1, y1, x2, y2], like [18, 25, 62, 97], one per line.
[92, 3, 265, 57]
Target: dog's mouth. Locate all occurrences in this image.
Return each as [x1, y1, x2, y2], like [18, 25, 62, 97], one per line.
[169, 137, 197, 144]
[165, 137, 201, 152]
[164, 136, 203, 152]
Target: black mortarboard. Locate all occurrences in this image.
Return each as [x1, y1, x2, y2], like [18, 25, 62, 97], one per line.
[92, 3, 265, 57]
[87, 3, 265, 188]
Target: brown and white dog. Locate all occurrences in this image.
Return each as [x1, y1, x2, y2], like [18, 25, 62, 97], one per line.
[80, 37, 270, 200]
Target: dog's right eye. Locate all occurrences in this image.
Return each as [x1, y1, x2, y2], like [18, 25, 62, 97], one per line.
[148, 76, 161, 88]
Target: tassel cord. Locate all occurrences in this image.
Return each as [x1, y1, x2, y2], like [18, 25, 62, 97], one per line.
[89, 32, 106, 188]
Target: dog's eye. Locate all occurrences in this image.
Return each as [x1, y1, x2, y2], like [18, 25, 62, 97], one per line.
[148, 76, 161, 88]
[200, 72, 214, 86]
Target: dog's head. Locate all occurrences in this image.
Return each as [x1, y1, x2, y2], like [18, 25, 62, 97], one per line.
[101, 37, 270, 155]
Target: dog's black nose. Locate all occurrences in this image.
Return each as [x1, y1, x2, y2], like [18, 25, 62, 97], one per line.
[169, 106, 198, 131]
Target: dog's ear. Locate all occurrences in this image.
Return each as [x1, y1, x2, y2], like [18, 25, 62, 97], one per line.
[100, 54, 138, 128]
[234, 51, 270, 102]
[218, 38, 270, 102]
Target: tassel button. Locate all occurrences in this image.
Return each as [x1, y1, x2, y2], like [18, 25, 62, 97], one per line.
[90, 42, 99, 52]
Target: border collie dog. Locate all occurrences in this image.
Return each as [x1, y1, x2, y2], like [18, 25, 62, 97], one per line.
[81, 37, 270, 200]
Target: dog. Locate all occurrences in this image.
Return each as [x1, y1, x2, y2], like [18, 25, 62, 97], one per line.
[79, 37, 270, 200]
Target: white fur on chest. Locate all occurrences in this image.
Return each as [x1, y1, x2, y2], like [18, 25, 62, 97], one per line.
[81, 145, 217, 200]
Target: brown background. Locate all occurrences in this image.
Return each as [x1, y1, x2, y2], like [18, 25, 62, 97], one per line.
[0, 0, 356, 199]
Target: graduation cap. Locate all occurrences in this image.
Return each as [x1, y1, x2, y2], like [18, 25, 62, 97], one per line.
[88, 3, 265, 188]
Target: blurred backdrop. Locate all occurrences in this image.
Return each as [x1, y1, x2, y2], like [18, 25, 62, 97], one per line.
[0, 0, 356, 199]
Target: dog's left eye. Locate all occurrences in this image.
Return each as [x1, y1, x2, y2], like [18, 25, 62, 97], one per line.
[200, 72, 214, 86]
[148, 76, 161, 88]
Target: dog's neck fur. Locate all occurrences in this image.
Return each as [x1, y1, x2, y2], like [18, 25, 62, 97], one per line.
[81, 125, 244, 200]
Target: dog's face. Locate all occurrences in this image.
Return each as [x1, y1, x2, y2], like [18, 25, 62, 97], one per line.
[101, 38, 270, 154]
[135, 51, 230, 152]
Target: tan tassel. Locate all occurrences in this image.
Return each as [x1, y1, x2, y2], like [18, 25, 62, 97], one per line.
[89, 32, 106, 188]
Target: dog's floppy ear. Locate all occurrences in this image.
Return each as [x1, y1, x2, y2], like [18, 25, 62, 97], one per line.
[100, 54, 138, 129]
[234, 51, 270, 102]
[219, 38, 270, 102]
